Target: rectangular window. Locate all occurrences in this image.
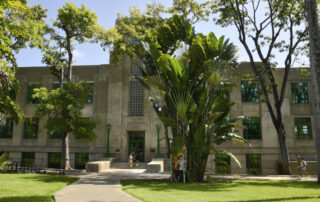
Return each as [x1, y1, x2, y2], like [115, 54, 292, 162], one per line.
[292, 82, 308, 104]
[26, 83, 41, 104]
[241, 80, 259, 102]
[23, 118, 39, 139]
[215, 88, 230, 100]
[48, 152, 61, 169]
[215, 153, 231, 174]
[84, 83, 94, 104]
[130, 63, 144, 116]
[243, 117, 261, 139]
[0, 119, 13, 138]
[246, 154, 261, 175]
[48, 118, 63, 139]
[294, 117, 312, 140]
[22, 152, 35, 167]
[52, 83, 60, 90]
[75, 153, 89, 169]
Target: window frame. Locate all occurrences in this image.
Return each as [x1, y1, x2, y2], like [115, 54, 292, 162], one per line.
[22, 152, 35, 167]
[243, 117, 261, 140]
[26, 83, 41, 104]
[246, 154, 262, 175]
[241, 80, 259, 103]
[0, 119, 13, 139]
[294, 117, 313, 140]
[23, 118, 39, 139]
[291, 82, 309, 104]
[48, 152, 61, 169]
[75, 153, 89, 169]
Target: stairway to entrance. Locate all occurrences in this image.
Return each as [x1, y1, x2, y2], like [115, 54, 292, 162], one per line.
[110, 162, 147, 169]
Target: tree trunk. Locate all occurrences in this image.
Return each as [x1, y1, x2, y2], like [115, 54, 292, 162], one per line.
[164, 126, 171, 158]
[305, 0, 320, 184]
[61, 133, 71, 170]
[276, 123, 291, 174]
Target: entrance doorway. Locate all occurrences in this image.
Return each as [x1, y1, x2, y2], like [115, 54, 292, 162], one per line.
[128, 132, 145, 162]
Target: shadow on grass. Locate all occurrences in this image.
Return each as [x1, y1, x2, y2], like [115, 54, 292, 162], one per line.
[121, 179, 320, 193]
[0, 195, 52, 202]
[20, 174, 78, 184]
[234, 196, 320, 202]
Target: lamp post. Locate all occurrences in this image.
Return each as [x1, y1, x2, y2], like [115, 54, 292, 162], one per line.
[105, 123, 111, 158]
[156, 123, 161, 158]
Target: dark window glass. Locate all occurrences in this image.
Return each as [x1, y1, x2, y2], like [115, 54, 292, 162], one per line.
[246, 154, 261, 175]
[22, 152, 35, 167]
[130, 64, 144, 116]
[215, 88, 230, 100]
[215, 153, 231, 174]
[75, 153, 89, 169]
[294, 117, 312, 140]
[0, 119, 13, 138]
[23, 118, 39, 139]
[243, 117, 261, 139]
[48, 152, 61, 169]
[292, 82, 308, 104]
[241, 80, 259, 102]
[52, 83, 60, 90]
[48, 118, 63, 139]
[84, 83, 94, 104]
[26, 83, 41, 104]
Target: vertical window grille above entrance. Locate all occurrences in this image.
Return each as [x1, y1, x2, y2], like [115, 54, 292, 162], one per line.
[130, 62, 144, 116]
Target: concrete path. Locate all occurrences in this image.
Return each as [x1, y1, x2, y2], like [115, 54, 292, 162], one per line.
[54, 169, 170, 202]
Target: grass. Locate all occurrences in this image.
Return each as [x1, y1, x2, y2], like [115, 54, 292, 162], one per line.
[121, 179, 320, 202]
[0, 174, 78, 202]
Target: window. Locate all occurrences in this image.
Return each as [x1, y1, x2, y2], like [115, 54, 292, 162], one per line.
[23, 118, 39, 139]
[246, 154, 261, 175]
[294, 117, 312, 140]
[75, 153, 89, 169]
[215, 153, 231, 174]
[26, 83, 41, 104]
[130, 63, 144, 116]
[243, 117, 261, 139]
[48, 118, 63, 139]
[84, 83, 94, 104]
[52, 83, 60, 90]
[292, 82, 308, 104]
[48, 152, 61, 169]
[215, 88, 230, 100]
[241, 80, 259, 102]
[22, 152, 35, 167]
[0, 119, 13, 138]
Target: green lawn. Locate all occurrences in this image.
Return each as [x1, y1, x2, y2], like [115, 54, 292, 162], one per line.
[0, 174, 78, 202]
[121, 179, 320, 202]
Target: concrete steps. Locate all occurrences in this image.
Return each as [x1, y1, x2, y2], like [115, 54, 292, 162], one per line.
[111, 162, 147, 169]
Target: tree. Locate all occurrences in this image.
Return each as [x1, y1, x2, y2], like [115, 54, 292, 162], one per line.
[212, 0, 308, 174]
[305, 0, 320, 183]
[35, 2, 104, 169]
[0, 0, 46, 125]
[104, 7, 247, 181]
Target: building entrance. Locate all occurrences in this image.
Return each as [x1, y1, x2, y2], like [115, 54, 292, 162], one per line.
[128, 132, 145, 162]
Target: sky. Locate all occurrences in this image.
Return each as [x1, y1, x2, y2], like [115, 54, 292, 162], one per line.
[16, 0, 309, 67]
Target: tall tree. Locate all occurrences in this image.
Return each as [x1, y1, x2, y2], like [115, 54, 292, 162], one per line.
[36, 3, 104, 169]
[0, 0, 46, 124]
[104, 5, 247, 181]
[305, 0, 320, 184]
[212, 0, 307, 174]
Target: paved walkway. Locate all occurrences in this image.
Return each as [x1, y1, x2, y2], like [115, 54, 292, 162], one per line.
[54, 169, 170, 202]
[54, 170, 317, 202]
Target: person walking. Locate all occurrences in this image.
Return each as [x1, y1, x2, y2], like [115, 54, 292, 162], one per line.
[295, 154, 308, 179]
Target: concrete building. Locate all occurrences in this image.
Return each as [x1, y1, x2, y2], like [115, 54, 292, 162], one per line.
[0, 59, 317, 175]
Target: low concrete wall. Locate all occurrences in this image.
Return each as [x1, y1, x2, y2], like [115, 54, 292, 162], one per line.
[289, 161, 317, 175]
[85, 158, 115, 172]
[146, 158, 164, 173]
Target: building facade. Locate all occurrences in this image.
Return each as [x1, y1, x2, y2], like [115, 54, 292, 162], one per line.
[0, 59, 317, 174]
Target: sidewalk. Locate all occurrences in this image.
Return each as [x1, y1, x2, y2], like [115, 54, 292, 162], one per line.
[54, 169, 170, 202]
